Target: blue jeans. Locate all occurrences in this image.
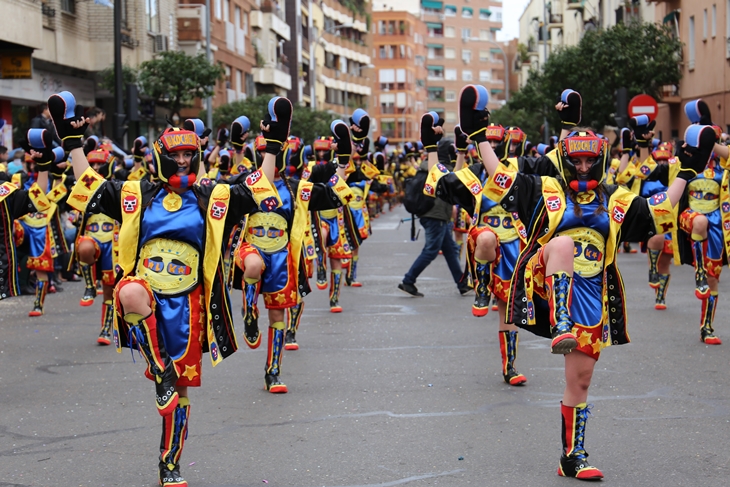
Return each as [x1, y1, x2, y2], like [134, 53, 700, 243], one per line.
[403, 217, 463, 286]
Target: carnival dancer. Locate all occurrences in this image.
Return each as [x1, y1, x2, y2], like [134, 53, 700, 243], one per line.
[438, 85, 707, 479]
[0, 134, 52, 304]
[308, 136, 334, 290]
[234, 118, 352, 386]
[674, 99, 727, 344]
[424, 120, 528, 386]
[74, 147, 121, 344]
[53, 90, 289, 487]
[15, 129, 68, 316]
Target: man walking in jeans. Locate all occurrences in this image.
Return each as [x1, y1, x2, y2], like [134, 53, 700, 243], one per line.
[398, 140, 471, 297]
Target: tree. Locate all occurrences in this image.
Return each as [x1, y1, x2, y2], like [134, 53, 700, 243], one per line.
[138, 51, 225, 116]
[98, 64, 138, 95]
[204, 96, 336, 144]
[492, 20, 682, 139]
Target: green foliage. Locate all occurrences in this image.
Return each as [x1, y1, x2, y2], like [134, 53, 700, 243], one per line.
[203, 96, 336, 144]
[138, 51, 225, 115]
[98, 65, 138, 95]
[497, 20, 682, 136]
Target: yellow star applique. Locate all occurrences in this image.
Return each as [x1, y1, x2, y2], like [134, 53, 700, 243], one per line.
[576, 331, 593, 348]
[591, 340, 603, 355]
[182, 365, 199, 381]
[275, 293, 287, 304]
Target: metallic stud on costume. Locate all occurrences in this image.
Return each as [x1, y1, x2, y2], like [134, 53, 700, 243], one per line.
[28, 280, 47, 317]
[546, 272, 577, 355]
[159, 398, 190, 487]
[242, 278, 261, 349]
[126, 312, 179, 416]
[285, 302, 304, 351]
[98, 299, 114, 345]
[499, 330, 526, 386]
[79, 263, 96, 306]
[692, 240, 710, 300]
[472, 261, 491, 317]
[647, 249, 661, 289]
[265, 322, 288, 393]
[329, 270, 343, 313]
[654, 273, 670, 310]
[700, 292, 722, 345]
[558, 402, 604, 480]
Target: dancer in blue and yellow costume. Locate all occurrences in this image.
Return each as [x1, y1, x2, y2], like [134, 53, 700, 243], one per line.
[307, 136, 335, 290]
[234, 119, 352, 390]
[674, 99, 728, 345]
[440, 85, 707, 480]
[425, 120, 528, 386]
[74, 147, 121, 345]
[14, 128, 68, 316]
[613, 123, 679, 310]
[53, 90, 288, 487]
[0, 132, 52, 304]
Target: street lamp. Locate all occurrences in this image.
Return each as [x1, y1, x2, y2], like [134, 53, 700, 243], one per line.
[310, 23, 353, 111]
[481, 40, 509, 103]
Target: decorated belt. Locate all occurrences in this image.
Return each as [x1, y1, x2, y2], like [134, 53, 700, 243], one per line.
[688, 178, 721, 214]
[244, 211, 289, 253]
[135, 237, 200, 296]
[86, 214, 115, 243]
[555, 227, 605, 278]
[478, 207, 518, 243]
[349, 187, 365, 209]
[319, 208, 339, 219]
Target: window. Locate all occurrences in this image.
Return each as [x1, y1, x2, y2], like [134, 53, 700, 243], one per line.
[236, 69, 242, 93]
[146, 0, 159, 31]
[234, 6, 240, 27]
[462, 7, 473, 19]
[703, 9, 708, 40]
[462, 49, 471, 63]
[427, 88, 444, 102]
[493, 7, 502, 22]
[712, 4, 717, 38]
[445, 68, 457, 80]
[479, 70, 490, 82]
[445, 111, 457, 123]
[444, 5, 456, 16]
[462, 70, 472, 81]
[445, 26, 455, 38]
[445, 47, 455, 59]
[445, 90, 456, 102]
[480, 29, 489, 41]
[379, 46, 386, 59]
[479, 9, 491, 20]
[479, 50, 489, 62]
[61, 0, 76, 14]
[243, 12, 249, 34]
[427, 66, 444, 79]
[689, 16, 695, 69]
[461, 28, 471, 40]
[224, 0, 229, 22]
[214, 0, 221, 20]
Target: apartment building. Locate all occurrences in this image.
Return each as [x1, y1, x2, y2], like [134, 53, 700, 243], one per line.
[370, 9, 427, 144]
[0, 0, 176, 147]
[312, 0, 372, 118]
[420, 0, 505, 133]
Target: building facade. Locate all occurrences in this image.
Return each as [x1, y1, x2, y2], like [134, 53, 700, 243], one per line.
[370, 9, 427, 144]
[0, 0, 176, 147]
[419, 0, 505, 133]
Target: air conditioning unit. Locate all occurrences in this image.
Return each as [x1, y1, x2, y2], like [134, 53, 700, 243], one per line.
[154, 34, 169, 53]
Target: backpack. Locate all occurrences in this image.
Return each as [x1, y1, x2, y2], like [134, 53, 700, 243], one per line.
[403, 168, 435, 216]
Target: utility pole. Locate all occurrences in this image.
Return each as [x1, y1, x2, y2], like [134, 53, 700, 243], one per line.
[205, 0, 213, 129]
[542, 0, 549, 144]
[113, 0, 124, 143]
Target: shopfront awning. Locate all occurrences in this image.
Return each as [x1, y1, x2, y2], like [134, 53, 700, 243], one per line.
[426, 22, 443, 29]
[421, 1, 443, 9]
[426, 65, 444, 71]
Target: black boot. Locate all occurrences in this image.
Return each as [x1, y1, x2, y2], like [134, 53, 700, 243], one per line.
[692, 240, 710, 299]
[654, 273, 670, 310]
[647, 249, 661, 288]
[472, 260, 491, 317]
[285, 302, 304, 350]
[265, 322, 288, 393]
[499, 330, 526, 386]
[126, 312, 179, 416]
[28, 280, 47, 317]
[97, 299, 113, 345]
[315, 254, 327, 290]
[329, 270, 343, 312]
[241, 277, 261, 349]
[546, 272, 577, 355]
[79, 263, 96, 306]
[159, 397, 190, 487]
[558, 402, 604, 480]
[700, 292, 722, 345]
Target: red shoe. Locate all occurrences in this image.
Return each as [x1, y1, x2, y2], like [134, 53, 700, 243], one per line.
[97, 336, 111, 346]
[654, 303, 667, 310]
[265, 374, 288, 393]
[28, 308, 43, 317]
[330, 306, 343, 313]
[350, 281, 363, 288]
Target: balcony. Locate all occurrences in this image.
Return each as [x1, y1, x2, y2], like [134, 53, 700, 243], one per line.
[1, 0, 43, 49]
[567, 0, 585, 10]
[660, 84, 681, 104]
[253, 64, 292, 90]
[549, 13, 563, 26]
[250, 10, 291, 41]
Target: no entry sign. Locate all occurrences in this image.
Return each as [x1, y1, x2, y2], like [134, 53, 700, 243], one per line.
[628, 94, 658, 121]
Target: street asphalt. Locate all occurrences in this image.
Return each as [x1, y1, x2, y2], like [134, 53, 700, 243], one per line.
[1, 206, 729, 487]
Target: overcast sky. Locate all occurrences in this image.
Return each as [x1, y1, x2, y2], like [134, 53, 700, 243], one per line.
[496, 0, 531, 42]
